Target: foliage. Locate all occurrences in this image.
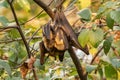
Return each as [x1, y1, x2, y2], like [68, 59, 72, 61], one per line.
[0, 0, 120, 80]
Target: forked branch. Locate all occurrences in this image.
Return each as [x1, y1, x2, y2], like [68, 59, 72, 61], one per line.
[7, 0, 38, 80]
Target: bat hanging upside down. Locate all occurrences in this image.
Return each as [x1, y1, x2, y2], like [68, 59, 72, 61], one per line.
[39, 20, 69, 65]
[39, 10, 89, 65]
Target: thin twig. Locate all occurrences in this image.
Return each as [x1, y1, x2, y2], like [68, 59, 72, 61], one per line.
[32, 67, 38, 80]
[68, 46, 87, 80]
[111, 46, 119, 57]
[0, 26, 17, 32]
[33, 0, 54, 20]
[20, 0, 54, 25]
[20, 11, 44, 25]
[97, 24, 120, 27]
[85, 47, 103, 77]
[0, 36, 41, 44]
[28, 27, 42, 44]
[90, 47, 103, 64]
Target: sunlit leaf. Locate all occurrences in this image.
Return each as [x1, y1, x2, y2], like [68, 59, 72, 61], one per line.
[104, 64, 118, 80]
[89, 47, 98, 55]
[0, 59, 11, 76]
[89, 28, 104, 47]
[79, 0, 91, 9]
[16, 0, 30, 12]
[110, 10, 120, 25]
[78, 8, 91, 21]
[0, 16, 9, 26]
[103, 36, 113, 54]
[78, 29, 90, 48]
[100, 55, 111, 64]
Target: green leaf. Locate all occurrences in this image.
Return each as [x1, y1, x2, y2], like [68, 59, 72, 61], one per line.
[106, 13, 114, 29]
[104, 64, 118, 80]
[34, 59, 45, 70]
[78, 29, 90, 48]
[0, 16, 9, 26]
[89, 28, 104, 47]
[86, 65, 97, 73]
[110, 10, 120, 25]
[103, 36, 113, 54]
[0, 0, 9, 8]
[105, 1, 117, 9]
[16, 0, 30, 12]
[111, 59, 120, 69]
[78, 8, 91, 21]
[8, 29, 20, 38]
[32, 41, 41, 51]
[0, 59, 11, 76]
[100, 55, 111, 64]
[6, 76, 21, 80]
[113, 26, 120, 30]
[98, 68, 103, 78]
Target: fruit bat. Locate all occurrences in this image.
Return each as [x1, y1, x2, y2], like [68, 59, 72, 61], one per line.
[40, 22, 69, 65]
[39, 9, 89, 65]
[54, 10, 89, 55]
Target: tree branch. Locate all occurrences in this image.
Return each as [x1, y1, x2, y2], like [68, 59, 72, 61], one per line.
[7, 0, 38, 80]
[7, 0, 31, 58]
[33, 0, 54, 20]
[68, 46, 87, 80]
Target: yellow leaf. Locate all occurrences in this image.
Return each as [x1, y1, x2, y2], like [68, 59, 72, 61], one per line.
[16, 0, 30, 12]
[118, 71, 120, 80]
[79, 0, 91, 8]
[55, 69, 60, 75]
[89, 47, 98, 55]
